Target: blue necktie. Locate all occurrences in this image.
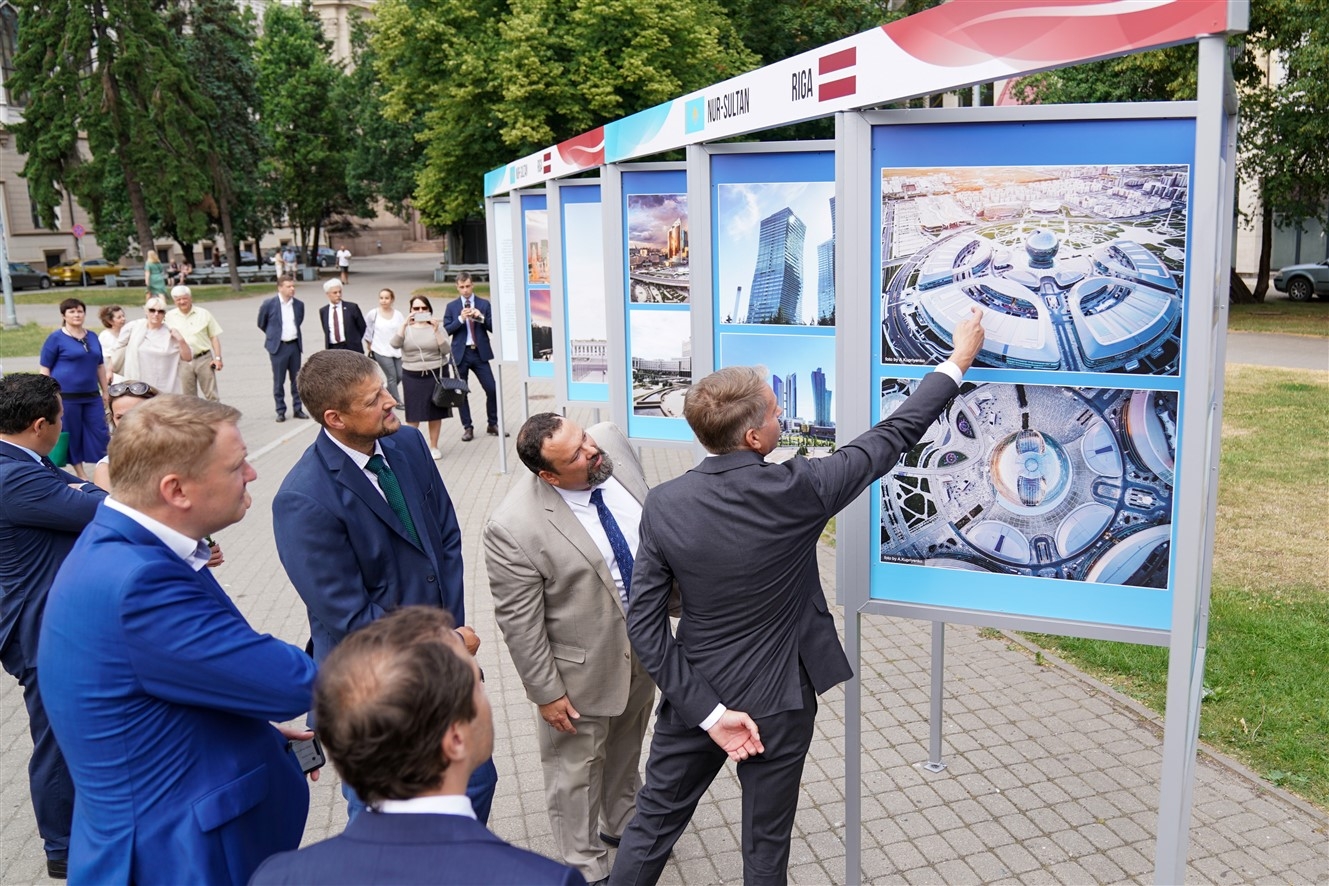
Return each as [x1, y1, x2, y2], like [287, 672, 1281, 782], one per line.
[366, 454, 421, 546]
[590, 487, 633, 599]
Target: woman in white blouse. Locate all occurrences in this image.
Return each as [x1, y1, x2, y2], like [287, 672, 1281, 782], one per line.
[98, 305, 128, 384]
[113, 297, 191, 393]
[364, 287, 406, 408]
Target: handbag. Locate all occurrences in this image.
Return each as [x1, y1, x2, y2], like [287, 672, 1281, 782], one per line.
[430, 363, 470, 409]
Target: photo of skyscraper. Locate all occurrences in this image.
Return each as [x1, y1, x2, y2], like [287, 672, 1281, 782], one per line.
[719, 332, 837, 454]
[525, 208, 549, 284]
[716, 181, 835, 326]
[627, 194, 689, 303]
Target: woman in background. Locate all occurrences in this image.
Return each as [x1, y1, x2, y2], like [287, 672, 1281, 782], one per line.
[98, 305, 127, 383]
[144, 250, 168, 299]
[391, 295, 452, 460]
[364, 287, 406, 409]
[38, 298, 109, 479]
[114, 297, 190, 393]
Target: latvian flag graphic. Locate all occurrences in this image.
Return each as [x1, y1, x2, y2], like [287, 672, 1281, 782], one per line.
[818, 47, 856, 102]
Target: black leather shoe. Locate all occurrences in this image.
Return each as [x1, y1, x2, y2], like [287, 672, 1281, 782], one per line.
[46, 858, 68, 879]
[461, 428, 474, 442]
[293, 410, 309, 420]
[599, 832, 621, 847]
[486, 425, 510, 437]
[276, 413, 286, 423]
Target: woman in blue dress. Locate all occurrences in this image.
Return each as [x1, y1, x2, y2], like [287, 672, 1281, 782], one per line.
[39, 297, 110, 480]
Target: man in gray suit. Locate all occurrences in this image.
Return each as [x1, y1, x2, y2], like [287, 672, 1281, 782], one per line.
[484, 415, 655, 885]
[611, 310, 985, 885]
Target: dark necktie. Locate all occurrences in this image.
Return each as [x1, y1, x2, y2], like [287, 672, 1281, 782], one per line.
[40, 455, 62, 477]
[365, 454, 420, 546]
[332, 305, 342, 343]
[464, 300, 476, 344]
[590, 487, 633, 598]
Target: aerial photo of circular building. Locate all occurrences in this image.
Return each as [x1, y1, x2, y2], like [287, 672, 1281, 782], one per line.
[880, 164, 1188, 376]
[879, 380, 1177, 589]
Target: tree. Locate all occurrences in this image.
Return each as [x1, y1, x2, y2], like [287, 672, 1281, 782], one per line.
[184, 0, 268, 284]
[9, 0, 215, 258]
[373, 0, 757, 226]
[344, 18, 421, 220]
[255, 1, 351, 259]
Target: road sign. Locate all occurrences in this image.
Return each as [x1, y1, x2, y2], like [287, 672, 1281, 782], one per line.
[72, 224, 85, 239]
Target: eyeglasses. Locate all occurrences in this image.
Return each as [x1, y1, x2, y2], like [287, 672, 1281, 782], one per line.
[147, 308, 167, 315]
[108, 381, 161, 399]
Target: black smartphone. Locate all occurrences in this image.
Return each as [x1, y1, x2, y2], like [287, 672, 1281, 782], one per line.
[287, 735, 326, 774]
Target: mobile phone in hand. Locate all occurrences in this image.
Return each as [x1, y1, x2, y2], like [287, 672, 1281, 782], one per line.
[287, 735, 326, 774]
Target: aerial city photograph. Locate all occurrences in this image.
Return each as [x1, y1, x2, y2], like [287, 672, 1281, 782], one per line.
[880, 164, 1189, 376]
[627, 193, 691, 303]
[878, 379, 1177, 590]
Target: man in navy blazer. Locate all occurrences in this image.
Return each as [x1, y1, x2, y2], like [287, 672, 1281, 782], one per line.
[38, 395, 318, 886]
[441, 272, 499, 441]
[256, 275, 308, 421]
[318, 279, 368, 352]
[272, 349, 498, 821]
[0, 374, 108, 879]
[252, 607, 583, 886]
[612, 311, 985, 885]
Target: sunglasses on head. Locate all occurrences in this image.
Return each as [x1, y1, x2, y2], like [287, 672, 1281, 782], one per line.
[108, 381, 161, 399]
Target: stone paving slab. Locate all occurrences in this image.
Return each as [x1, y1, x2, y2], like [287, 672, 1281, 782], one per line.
[2, 256, 1326, 884]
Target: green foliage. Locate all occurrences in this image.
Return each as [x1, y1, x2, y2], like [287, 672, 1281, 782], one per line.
[255, 2, 351, 249]
[344, 19, 421, 219]
[373, 0, 757, 225]
[1013, 45, 1198, 104]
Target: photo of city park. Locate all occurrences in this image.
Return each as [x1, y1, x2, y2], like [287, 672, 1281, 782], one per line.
[529, 288, 552, 361]
[715, 181, 836, 326]
[880, 164, 1189, 376]
[719, 332, 836, 457]
[525, 208, 549, 284]
[627, 194, 690, 304]
[879, 379, 1176, 589]
[563, 200, 608, 383]
[630, 309, 691, 416]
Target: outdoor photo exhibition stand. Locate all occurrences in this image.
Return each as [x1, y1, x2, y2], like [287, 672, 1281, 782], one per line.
[547, 177, 611, 415]
[483, 194, 516, 473]
[486, 2, 1247, 881]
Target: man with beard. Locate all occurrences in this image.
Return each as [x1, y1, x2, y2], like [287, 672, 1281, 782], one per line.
[273, 349, 497, 823]
[483, 415, 655, 886]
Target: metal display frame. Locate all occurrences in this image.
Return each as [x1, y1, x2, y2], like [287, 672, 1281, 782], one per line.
[547, 177, 610, 416]
[482, 194, 516, 473]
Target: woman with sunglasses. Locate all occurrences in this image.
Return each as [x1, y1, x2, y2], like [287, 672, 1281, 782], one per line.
[92, 383, 225, 567]
[111, 297, 191, 393]
[390, 295, 453, 459]
[39, 298, 110, 480]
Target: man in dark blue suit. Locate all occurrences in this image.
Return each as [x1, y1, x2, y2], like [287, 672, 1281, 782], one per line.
[256, 275, 309, 422]
[441, 272, 500, 441]
[273, 349, 498, 821]
[318, 279, 368, 352]
[0, 374, 107, 880]
[38, 395, 318, 885]
[252, 607, 583, 886]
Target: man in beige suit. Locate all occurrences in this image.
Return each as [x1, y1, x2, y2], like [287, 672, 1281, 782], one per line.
[484, 415, 655, 886]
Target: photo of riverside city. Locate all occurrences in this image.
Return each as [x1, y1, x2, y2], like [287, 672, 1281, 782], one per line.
[880, 164, 1189, 376]
[630, 310, 691, 416]
[627, 194, 690, 303]
[715, 182, 836, 326]
[879, 379, 1177, 589]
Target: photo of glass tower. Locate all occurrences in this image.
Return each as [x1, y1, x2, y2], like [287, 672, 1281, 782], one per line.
[745, 208, 807, 324]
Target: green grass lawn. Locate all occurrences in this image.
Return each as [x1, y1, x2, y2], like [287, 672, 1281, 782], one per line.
[411, 282, 492, 301]
[0, 322, 57, 363]
[1228, 298, 1329, 336]
[1023, 365, 1329, 809]
[13, 281, 275, 308]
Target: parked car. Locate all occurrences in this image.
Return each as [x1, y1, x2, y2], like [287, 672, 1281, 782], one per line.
[50, 258, 123, 285]
[1272, 259, 1329, 301]
[7, 262, 52, 290]
[216, 250, 260, 267]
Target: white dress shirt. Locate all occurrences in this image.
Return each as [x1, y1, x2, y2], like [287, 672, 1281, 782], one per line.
[376, 793, 476, 819]
[105, 498, 212, 571]
[279, 296, 298, 342]
[552, 475, 641, 608]
[324, 430, 388, 501]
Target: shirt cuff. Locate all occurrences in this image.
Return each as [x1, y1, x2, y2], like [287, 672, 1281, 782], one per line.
[699, 704, 726, 731]
[933, 360, 962, 385]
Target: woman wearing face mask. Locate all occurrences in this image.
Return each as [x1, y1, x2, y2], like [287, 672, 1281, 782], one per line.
[38, 298, 110, 479]
[112, 297, 191, 394]
[390, 295, 453, 460]
[364, 287, 406, 408]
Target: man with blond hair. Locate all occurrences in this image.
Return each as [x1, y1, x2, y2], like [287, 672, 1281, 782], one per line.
[39, 395, 317, 885]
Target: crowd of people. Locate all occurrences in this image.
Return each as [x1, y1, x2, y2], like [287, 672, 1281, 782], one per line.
[3, 266, 986, 885]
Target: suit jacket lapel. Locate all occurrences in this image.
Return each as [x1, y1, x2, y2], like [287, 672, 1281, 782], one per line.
[317, 434, 422, 550]
[533, 479, 622, 610]
[381, 435, 432, 559]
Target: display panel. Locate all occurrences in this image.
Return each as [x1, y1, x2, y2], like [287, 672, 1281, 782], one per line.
[489, 199, 519, 362]
[622, 170, 692, 441]
[869, 118, 1196, 632]
[711, 151, 836, 457]
[521, 192, 554, 378]
[559, 185, 609, 403]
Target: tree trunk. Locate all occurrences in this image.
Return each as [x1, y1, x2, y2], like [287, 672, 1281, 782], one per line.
[92, 13, 155, 257]
[1253, 196, 1273, 302]
[220, 202, 241, 291]
[1229, 268, 1255, 304]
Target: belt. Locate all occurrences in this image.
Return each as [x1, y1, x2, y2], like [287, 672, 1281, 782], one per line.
[466, 344, 478, 349]
[193, 349, 212, 359]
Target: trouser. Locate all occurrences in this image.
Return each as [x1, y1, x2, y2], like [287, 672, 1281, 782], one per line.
[610, 669, 818, 886]
[342, 757, 498, 824]
[539, 660, 654, 881]
[60, 395, 109, 465]
[180, 351, 219, 401]
[270, 340, 302, 415]
[2, 645, 73, 862]
[371, 352, 403, 406]
[456, 348, 498, 429]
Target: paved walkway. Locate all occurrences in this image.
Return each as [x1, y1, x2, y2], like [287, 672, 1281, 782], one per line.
[2, 257, 1326, 883]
